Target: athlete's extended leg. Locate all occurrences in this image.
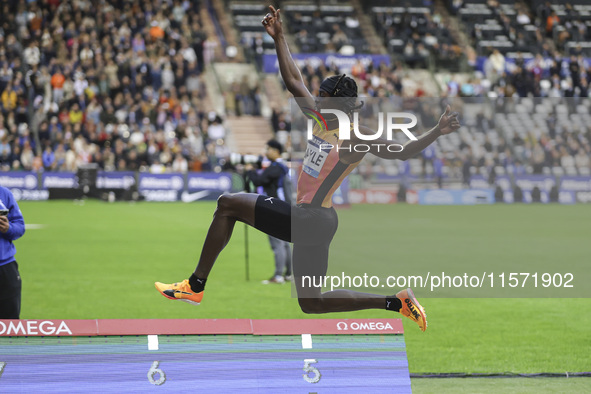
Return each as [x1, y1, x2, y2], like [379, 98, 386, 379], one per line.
[294, 242, 384, 313]
[293, 243, 427, 331]
[296, 281, 427, 332]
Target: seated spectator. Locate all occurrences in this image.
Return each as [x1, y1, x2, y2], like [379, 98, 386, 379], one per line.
[1, 82, 17, 112]
[69, 103, 84, 124]
[486, 49, 506, 85]
[206, 112, 225, 143]
[172, 153, 188, 173]
[42, 145, 56, 171]
[546, 11, 559, 38]
[331, 25, 349, 51]
[516, 8, 531, 25]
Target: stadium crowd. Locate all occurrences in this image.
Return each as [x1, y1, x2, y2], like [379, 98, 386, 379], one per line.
[449, 0, 591, 99]
[371, 3, 463, 71]
[287, 54, 591, 181]
[0, 0, 229, 173]
[447, 50, 591, 99]
[1, 0, 591, 180]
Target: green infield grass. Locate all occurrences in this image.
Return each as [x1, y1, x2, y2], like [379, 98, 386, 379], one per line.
[14, 200, 591, 387]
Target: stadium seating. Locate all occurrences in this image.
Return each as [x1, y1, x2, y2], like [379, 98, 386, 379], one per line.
[449, 0, 541, 58]
[229, 2, 276, 55]
[367, 1, 460, 70]
[1, 0, 590, 186]
[281, 1, 368, 54]
[0, 0, 231, 173]
[545, 1, 591, 56]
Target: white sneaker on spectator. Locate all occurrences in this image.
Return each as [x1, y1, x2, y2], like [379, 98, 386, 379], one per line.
[262, 275, 285, 284]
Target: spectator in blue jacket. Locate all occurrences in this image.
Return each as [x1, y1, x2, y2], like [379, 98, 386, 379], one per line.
[0, 186, 26, 319]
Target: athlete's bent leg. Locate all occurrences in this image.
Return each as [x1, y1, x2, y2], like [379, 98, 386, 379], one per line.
[194, 192, 258, 278]
[155, 192, 294, 304]
[292, 244, 427, 331]
[295, 276, 384, 313]
[155, 193, 259, 305]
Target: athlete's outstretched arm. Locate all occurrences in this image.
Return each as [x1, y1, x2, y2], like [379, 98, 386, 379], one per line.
[263, 6, 314, 106]
[360, 105, 460, 161]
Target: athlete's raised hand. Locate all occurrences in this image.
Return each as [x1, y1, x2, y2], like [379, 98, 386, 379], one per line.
[262, 5, 283, 39]
[437, 105, 460, 135]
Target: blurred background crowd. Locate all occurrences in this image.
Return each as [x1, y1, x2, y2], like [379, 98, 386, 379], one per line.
[1, 0, 590, 182]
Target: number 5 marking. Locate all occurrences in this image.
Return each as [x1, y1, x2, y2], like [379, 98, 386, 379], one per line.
[148, 361, 166, 385]
[303, 359, 321, 383]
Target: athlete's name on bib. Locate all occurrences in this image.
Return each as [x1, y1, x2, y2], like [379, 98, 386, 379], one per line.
[303, 135, 332, 178]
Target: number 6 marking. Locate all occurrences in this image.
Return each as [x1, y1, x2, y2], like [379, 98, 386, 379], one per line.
[148, 361, 166, 385]
[303, 359, 321, 383]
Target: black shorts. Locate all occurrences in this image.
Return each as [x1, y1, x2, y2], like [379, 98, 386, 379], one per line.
[254, 195, 338, 277]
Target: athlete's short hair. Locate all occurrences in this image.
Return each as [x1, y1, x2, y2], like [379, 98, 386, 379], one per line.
[319, 74, 358, 98]
[319, 74, 364, 114]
